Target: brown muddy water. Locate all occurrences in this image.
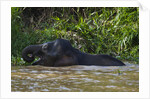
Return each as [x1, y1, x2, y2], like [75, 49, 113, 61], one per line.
[11, 62, 139, 92]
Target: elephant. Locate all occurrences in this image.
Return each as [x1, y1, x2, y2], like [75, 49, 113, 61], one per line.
[22, 39, 125, 66]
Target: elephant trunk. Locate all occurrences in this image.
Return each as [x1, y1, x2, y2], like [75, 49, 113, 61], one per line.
[22, 45, 41, 62]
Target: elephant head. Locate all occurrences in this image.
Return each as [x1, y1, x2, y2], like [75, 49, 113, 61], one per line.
[22, 39, 77, 66]
[22, 41, 55, 65]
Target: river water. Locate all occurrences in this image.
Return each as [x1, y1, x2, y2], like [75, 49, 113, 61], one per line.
[11, 62, 139, 92]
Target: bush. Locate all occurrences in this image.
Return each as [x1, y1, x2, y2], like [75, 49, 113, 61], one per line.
[11, 7, 139, 66]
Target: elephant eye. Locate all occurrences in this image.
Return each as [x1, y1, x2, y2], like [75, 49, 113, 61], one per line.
[42, 44, 48, 50]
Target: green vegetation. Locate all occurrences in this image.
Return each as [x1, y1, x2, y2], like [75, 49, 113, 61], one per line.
[11, 7, 139, 66]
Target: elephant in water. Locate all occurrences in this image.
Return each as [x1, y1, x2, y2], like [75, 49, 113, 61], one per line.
[22, 39, 125, 66]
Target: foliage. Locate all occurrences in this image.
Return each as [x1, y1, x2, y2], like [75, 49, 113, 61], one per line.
[11, 7, 139, 66]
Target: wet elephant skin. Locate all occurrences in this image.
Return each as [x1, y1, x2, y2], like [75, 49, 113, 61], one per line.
[22, 39, 125, 66]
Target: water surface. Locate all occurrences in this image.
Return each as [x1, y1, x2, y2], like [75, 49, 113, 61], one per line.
[11, 62, 139, 92]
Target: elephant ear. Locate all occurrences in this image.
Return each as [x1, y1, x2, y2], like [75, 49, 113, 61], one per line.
[22, 45, 40, 62]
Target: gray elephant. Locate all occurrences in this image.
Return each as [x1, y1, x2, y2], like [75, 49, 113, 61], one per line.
[22, 39, 125, 66]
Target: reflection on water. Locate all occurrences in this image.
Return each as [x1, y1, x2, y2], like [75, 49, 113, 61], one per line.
[11, 62, 139, 92]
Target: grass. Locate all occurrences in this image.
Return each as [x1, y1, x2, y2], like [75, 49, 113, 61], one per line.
[11, 7, 139, 66]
